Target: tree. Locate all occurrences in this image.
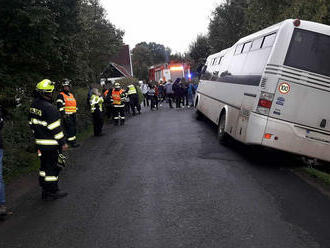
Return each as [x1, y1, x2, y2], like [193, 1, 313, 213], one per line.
[208, 0, 248, 52]
[187, 34, 211, 72]
[131, 42, 171, 80]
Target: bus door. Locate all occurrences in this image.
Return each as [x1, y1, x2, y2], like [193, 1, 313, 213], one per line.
[236, 92, 257, 142]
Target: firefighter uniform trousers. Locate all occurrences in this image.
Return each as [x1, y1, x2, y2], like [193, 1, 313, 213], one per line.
[62, 114, 77, 143]
[39, 150, 60, 193]
[113, 106, 125, 125]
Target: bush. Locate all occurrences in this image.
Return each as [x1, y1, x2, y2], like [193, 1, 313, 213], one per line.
[2, 86, 92, 182]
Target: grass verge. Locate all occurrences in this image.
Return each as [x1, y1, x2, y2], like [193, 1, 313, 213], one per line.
[299, 167, 330, 186]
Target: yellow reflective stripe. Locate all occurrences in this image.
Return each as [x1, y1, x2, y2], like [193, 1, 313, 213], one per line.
[59, 108, 64, 111]
[48, 119, 61, 130]
[56, 99, 64, 104]
[35, 139, 58, 145]
[67, 136, 76, 141]
[39, 171, 46, 177]
[44, 176, 58, 182]
[31, 118, 48, 126]
[54, 131, 64, 140]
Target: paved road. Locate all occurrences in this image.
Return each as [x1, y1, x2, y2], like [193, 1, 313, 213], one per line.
[1, 106, 330, 248]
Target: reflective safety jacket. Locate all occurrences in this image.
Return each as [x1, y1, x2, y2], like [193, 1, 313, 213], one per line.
[90, 94, 104, 113]
[127, 84, 137, 95]
[111, 89, 126, 107]
[56, 92, 77, 115]
[103, 89, 109, 98]
[29, 97, 66, 151]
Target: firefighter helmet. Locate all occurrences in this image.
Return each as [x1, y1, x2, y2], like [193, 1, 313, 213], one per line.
[36, 79, 55, 93]
[114, 83, 121, 89]
[62, 79, 71, 87]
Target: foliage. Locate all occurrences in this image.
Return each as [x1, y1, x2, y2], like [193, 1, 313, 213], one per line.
[208, 0, 248, 53]
[0, 0, 123, 179]
[131, 42, 171, 81]
[186, 35, 212, 73]
[0, 0, 124, 107]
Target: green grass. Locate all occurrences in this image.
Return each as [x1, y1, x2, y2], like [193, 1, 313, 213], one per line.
[301, 167, 330, 186]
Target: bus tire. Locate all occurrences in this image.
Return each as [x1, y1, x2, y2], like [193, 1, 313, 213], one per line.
[217, 113, 229, 145]
[195, 110, 203, 120]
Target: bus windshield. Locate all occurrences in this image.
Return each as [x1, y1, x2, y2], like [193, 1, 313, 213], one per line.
[284, 29, 330, 77]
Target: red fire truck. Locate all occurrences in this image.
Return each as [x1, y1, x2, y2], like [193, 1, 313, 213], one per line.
[149, 62, 191, 82]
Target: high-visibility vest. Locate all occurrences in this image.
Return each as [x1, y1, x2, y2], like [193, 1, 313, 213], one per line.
[127, 85, 137, 95]
[90, 94, 104, 113]
[103, 90, 109, 97]
[60, 92, 77, 114]
[112, 89, 124, 105]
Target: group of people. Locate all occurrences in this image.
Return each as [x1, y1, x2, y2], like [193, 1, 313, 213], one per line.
[0, 77, 196, 211]
[87, 82, 142, 136]
[141, 78, 198, 110]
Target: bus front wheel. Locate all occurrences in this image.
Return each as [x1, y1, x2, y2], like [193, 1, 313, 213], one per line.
[217, 113, 229, 145]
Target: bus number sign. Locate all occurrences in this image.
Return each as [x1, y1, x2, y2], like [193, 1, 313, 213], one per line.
[278, 82, 290, 94]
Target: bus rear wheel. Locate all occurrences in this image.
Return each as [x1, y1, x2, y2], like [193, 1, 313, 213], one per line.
[217, 113, 228, 145]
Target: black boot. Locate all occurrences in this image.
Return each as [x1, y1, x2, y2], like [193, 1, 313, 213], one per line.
[42, 190, 68, 201]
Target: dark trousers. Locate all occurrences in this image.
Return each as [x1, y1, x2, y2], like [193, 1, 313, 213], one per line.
[175, 95, 181, 108]
[92, 110, 104, 136]
[129, 94, 141, 115]
[105, 104, 113, 119]
[63, 114, 77, 145]
[39, 150, 60, 193]
[113, 106, 125, 125]
[166, 94, 173, 108]
[143, 94, 149, 107]
[150, 96, 158, 110]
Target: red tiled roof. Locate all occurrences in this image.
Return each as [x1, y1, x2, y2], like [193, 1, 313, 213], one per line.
[110, 45, 132, 75]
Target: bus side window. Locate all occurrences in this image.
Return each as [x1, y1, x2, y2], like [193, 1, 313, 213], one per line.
[242, 41, 252, 53]
[235, 44, 243, 55]
[262, 33, 276, 48]
[251, 37, 263, 51]
[201, 65, 207, 74]
[218, 56, 223, 65]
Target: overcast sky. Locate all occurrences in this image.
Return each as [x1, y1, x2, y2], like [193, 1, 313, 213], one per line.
[100, 0, 220, 54]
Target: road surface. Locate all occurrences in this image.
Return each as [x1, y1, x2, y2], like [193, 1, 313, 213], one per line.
[0, 105, 330, 248]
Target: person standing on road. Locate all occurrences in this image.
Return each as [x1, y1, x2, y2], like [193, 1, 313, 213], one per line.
[29, 79, 69, 201]
[147, 85, 158, 110]
[141, 81, 150, 107]
[90, 88, 104, 136]
[126, 83, 141, 115]
[187, 81, 195, 107]
[164, 79, 174, 108]
[56, 79, 80, 148]
[111, 83, 126, 126]
[0, 106, 9, 215]
[172, 78, 182, 108]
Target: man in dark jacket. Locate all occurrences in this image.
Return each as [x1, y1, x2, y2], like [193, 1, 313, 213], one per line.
[0, 106, 8, 214]
[172, 78, 182, 108]
[29, 79, 69, 200]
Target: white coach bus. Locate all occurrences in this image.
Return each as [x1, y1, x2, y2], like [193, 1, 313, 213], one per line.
[195, 19, 330, 162]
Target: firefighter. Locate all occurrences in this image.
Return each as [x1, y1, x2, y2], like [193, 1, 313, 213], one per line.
[126, 83, 141, 115]
[29, 79, 68, 200]
[111, 83, 126, 126]
[56, 79, 80, 148]
[90, 88, 104, 136]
